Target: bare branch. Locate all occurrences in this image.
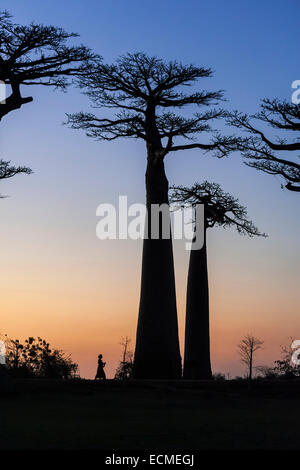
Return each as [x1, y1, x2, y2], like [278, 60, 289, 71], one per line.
[169, 134, 239, 158]
[227, 102, 300, 192]
[0, 158, 32, 197]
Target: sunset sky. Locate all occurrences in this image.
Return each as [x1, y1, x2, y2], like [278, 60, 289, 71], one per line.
[0, 0, 299, 378]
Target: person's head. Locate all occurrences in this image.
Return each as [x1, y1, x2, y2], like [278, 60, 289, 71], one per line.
[98, 354, 102, 359]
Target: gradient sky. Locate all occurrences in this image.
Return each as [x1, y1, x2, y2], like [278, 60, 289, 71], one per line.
[0, 0, 299, 378]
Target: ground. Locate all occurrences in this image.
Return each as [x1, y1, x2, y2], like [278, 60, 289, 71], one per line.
[0, 378, 299, 450]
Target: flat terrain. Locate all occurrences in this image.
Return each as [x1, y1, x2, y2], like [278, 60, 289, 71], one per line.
[0, 379, 300, 450]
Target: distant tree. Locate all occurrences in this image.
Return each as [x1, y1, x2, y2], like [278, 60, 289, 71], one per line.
[170, 182, 266, 379]
[0, 10, 98, 120]
[237, 334, 264, 381]
[0, 159, 32, 197]
[227, 99, 300, 192]
[4, 336, 78, 379]
[67, 52, 236, 379]
[120, 336, 131, 365]
[114, 336, 133, 380]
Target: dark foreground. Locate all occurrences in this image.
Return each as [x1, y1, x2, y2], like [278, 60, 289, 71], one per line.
[0, 378, 300, 450]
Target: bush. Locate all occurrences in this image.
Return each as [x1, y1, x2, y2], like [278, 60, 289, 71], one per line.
[4, 336, 78, 379]
[256, 366, 279, 380]
[114, 361, 133, 380]
[212, 373, 226, 381]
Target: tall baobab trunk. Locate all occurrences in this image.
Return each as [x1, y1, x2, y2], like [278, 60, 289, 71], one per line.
[133, 156, 182, 379]
[183, 218, 212, 380]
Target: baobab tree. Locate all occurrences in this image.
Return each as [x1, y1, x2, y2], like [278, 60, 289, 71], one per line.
[238, 334, 264, 381]
[0, 10, 97, 121]
[170, 182, 266, 379]
[227, 99, 300, 192]
[67, 52, 236, 379]
[0, 10, 97, 194]
[0, 159, 31, 197]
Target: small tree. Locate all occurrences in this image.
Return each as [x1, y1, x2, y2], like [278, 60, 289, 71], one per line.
[114, 337, 133, 380]
[67, 52, 236, 379]
[0, 10, 98, 120]
[227, 99, 300, 192]
[238, 334, 264, 381]
[170, 182, 265, 379]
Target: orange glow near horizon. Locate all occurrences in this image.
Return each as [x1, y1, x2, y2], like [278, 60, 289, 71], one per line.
[1, 230, 299, 379]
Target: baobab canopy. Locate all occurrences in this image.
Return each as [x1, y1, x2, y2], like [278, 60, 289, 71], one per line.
[67, 52, 237, 158]
[170, 181, 267, 237]
[0, 10, 98, 120]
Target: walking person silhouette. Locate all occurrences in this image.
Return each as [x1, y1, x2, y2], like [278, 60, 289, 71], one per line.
[95, 354, 106, 380]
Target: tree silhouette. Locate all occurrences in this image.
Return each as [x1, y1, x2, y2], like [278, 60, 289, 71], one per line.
[114, 336, 133, 380]
[4, 335, 78, 379]
[67, 52, 236, 379]
[0, 158, 32, 197]
[238, 334, 263, 381]
[227, 99, 300, 192]
[0, 10, 98, 120]
[120, 336, 131, 364]
[170, 182, 266, 379]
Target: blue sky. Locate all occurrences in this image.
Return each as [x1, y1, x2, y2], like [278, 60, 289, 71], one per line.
[0, 0, 299, 377]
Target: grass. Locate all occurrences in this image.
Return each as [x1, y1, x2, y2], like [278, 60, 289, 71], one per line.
[1, 378, 300, 449]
